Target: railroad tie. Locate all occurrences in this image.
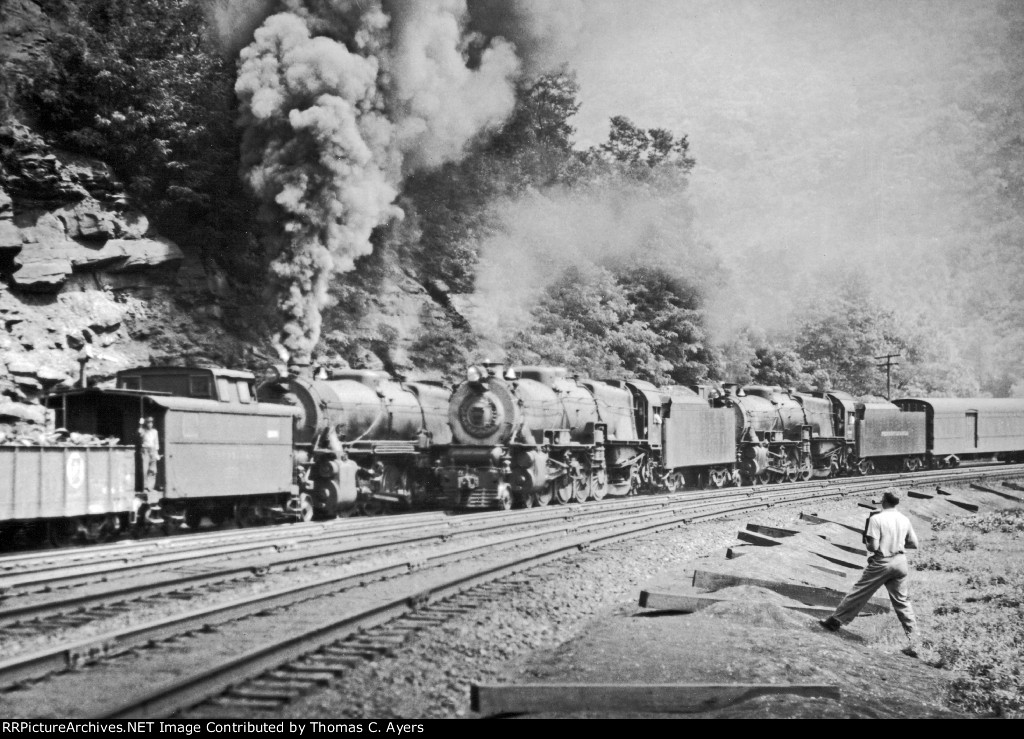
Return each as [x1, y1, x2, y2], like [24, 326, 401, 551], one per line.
[278, 665, 340, 681]
[209, 696, 284, 711]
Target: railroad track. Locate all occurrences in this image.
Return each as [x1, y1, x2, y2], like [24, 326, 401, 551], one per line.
[0, 464, 1019, 718]
[0, 488, 787, 626]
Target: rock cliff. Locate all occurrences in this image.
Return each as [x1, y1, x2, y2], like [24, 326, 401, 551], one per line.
[0, 121, 270, 425]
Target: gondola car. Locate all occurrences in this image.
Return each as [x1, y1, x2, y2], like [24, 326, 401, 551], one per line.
[0, 440, 135, 546]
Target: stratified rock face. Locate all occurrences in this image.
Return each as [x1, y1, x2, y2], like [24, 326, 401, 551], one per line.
[0, 124, 184, 293]
[0, 120, 212, 420]
[110, 236, 184, 271]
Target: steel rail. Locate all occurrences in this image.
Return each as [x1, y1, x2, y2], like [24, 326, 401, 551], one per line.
[0, 491, 750, 689]
[0, 511, 452, 572]
[3, 459, 1017, 579]
[0, 489, 748, 627]
[0, 482, 788, 598]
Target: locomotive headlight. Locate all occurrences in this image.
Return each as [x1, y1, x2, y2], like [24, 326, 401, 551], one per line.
[466, 366, 483, 384]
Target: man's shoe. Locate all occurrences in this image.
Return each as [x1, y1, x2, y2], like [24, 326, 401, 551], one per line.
[819, 618, 841, 632]
[902, 646, 919, 658]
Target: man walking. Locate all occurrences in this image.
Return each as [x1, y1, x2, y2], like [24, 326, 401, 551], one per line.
[820, 489, 920, 656]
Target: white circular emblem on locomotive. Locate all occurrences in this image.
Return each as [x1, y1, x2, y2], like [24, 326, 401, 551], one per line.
[66, 451, 85, 489]
[458, 391, 504, 439]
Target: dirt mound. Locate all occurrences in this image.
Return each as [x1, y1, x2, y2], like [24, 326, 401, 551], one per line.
[696, 599, 810, 630]
[707, 584, 807, 606]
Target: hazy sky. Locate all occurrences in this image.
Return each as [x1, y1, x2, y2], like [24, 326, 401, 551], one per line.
[537, 0, 1004, 331]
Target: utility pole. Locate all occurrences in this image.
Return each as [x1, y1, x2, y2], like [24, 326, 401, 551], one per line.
[875, 352, 901, 400]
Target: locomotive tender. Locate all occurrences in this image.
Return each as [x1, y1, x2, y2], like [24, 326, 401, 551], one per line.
[53, 366, 297, 530]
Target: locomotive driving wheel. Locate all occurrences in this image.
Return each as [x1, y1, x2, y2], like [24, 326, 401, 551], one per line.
[534, 483, 553, 507]
[552, 473, 574, 505]
[569, 458, 588, 503]
[589, 468, 608, 501]
[496, 483, 513, 511]
[297, 494, 315, 523]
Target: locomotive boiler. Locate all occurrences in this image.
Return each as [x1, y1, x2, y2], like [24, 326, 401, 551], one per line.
[441, 365, 629, 508]
[439, 364, 737, 509]
[257, 367, 452, 517]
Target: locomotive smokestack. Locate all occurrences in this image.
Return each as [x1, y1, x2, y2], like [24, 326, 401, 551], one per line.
[288, 358, 313, 379]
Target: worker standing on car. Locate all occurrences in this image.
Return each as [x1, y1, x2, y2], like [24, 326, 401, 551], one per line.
[139, 416, 160, 492]
[820, 489, 921, 656]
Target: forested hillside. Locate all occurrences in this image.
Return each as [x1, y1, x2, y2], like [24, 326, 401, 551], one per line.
[1, 0, 1022, 413]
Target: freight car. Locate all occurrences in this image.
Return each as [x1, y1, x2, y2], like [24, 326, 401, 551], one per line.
[892, 397, 1024, 467]
[255, 366, 452, 517]
[48, 366, 298, 531]
[437, 364, 736, 510]
[0, 441, 135, 547]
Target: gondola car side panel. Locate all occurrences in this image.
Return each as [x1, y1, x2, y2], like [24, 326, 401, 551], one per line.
[0, 444, 135, 521]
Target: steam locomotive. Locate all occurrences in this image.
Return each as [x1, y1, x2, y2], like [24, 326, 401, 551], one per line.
[254, 365, 452, 517]
[437, 364, 735, 509]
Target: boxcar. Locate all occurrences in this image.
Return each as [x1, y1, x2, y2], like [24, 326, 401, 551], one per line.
[0, 443, 135, 545]
[892, 397, 1024, 464]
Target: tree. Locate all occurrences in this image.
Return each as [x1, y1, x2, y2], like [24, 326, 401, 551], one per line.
[493, 71, 581, 154]
[17, 0, 245, 259]
[750, 345, 807, 389]
[617, 265, 718, 385]
[505, 264, 658, 379]
[595, 115, 696, 175]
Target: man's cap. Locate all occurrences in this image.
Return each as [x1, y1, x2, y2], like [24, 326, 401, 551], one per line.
[882, 490, 900, 506]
